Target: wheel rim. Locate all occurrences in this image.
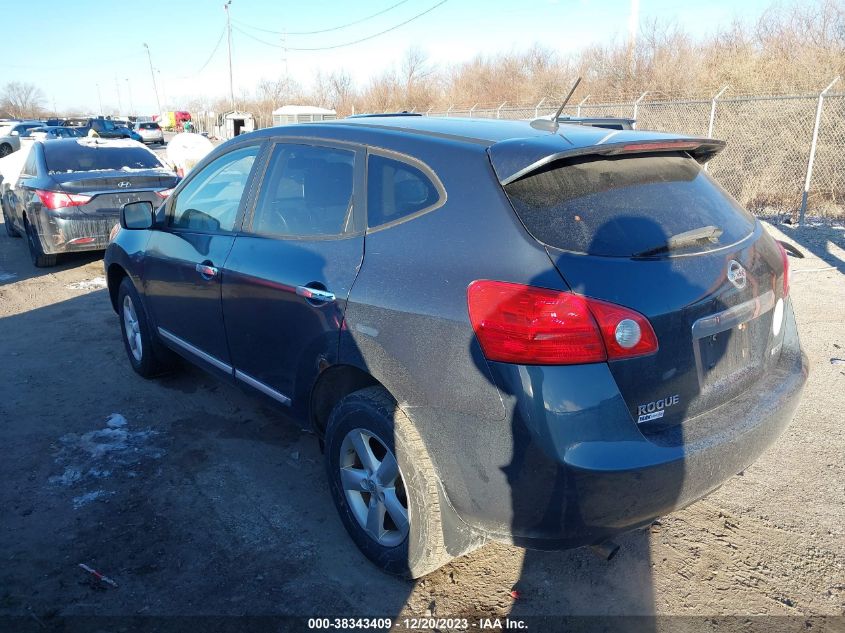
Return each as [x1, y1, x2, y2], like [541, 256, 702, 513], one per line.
[339, 428, 409, 547]
[25, 222, 39, 257]
[122, 294, 143, 362]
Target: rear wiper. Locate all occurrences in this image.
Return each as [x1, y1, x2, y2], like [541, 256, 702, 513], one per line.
[632, 225, 723, 257]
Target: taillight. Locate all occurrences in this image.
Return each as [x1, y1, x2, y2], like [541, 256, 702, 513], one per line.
[583, 296, 659, 359]
[467, 280, 658, 365]
[776, 241, 790, 296]
[35, 189, 92, 210]
[156, 188, 175, 199]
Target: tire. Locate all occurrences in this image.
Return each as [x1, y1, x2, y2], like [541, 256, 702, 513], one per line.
[2, 201, 20, 237]
[325, 386, 451, 578]
[24, 218, 56, 267]
[0, 143, 12, 157]
[117, 276, 175, 378]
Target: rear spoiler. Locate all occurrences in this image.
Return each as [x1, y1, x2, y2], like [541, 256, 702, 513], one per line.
[489, 133, 726, 186]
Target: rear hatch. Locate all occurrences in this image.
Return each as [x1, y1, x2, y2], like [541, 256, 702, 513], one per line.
[496, 143, 789, 430]
[44, 140, 177, 213]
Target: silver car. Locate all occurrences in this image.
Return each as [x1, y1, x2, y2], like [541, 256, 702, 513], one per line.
[131, 121, 165, 145]
[0, 121, 44, 156]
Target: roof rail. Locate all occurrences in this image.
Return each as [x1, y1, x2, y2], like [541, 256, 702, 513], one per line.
[346, 112, 423, 118]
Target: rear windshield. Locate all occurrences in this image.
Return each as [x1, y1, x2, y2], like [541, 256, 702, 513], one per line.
[504, 153, 755, 257]
[45, 143, 163, 173]
[138, 122, 160, 130]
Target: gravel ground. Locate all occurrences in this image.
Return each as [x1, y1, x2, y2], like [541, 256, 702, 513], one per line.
[0, 216, 842, 629]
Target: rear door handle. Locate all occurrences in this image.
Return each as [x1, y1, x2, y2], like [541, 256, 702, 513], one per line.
[195, 263, 218, 279]
[296, 285, 335, 303]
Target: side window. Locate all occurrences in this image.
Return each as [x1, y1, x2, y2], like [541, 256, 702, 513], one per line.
[366, 154, 440, 228]
[251, 144, 355, 238]
[170, 145, 259, 233]
[21, 148, 38, 177]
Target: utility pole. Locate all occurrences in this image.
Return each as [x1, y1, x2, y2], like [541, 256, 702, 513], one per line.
[95, 83, 104, 115]
[143, 43, 162, 115]
[125, 78, 134, 116]
[225, 1, 235, 110]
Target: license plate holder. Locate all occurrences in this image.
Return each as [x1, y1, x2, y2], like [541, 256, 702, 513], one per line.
[691, 290, 775, 388]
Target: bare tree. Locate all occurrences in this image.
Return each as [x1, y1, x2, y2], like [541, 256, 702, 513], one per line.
[328, 70, 355, 115]
[173, 0, 845, 118]
[1, 81, 46, 119]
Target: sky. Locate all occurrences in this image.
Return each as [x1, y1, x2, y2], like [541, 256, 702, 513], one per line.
[0, 0, 775, 115]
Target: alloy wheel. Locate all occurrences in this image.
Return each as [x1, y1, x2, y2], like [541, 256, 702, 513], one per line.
[122, 294, 143, 362]
[339, 428, 409, 547]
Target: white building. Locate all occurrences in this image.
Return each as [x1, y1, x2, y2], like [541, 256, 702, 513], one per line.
[215, 110, 255, 140]
[272, 105, 337, 126]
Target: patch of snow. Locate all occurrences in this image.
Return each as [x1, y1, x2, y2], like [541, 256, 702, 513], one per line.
[72, 490, 113, 509]
[75, 138, 145, 149]
[50, 414, 164, 507]
[49, 467, 82, 486]
[66, 276, 107, 290]
[106, 413, 127, 428]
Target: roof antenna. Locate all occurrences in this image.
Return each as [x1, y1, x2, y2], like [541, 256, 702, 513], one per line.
[530, 77, 581, 132]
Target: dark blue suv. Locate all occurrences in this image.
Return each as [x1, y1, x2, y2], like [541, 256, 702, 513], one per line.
[104, 116, 808, 578]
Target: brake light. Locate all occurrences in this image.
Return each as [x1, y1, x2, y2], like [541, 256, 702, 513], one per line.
[156, 188, 175, 199]
[776, 241, 790, 296]
[35, 190, 92, 209]
[467, 280, 658, 365]
[620, 141, 702, 153]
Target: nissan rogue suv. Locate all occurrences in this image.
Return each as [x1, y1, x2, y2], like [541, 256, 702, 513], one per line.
[104, 115, 807, 578]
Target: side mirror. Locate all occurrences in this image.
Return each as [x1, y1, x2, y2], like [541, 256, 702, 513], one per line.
[121, 201, 154, 230]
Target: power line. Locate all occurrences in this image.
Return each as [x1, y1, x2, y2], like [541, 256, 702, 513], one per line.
[233, 0, 410, 36]
[232, 0, 449, 52]
[196, 26, 227, 75]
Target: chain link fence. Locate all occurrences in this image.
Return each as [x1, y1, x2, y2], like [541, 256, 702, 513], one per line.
[424, 85, 845, 219]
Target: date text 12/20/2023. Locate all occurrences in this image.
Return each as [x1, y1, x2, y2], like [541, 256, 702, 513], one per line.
[307, 617, 528, 630]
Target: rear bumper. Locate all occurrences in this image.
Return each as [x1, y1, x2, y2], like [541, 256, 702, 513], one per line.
[31, 210, 118, 254]
[419, 301, 807, 549]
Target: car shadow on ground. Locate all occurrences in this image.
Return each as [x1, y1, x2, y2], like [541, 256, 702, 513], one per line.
[0, 289, 418, 626]
[774, 219, 845, 274]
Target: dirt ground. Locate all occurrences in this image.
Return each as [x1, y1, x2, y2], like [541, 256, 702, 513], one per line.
[0, 215, 842, 630]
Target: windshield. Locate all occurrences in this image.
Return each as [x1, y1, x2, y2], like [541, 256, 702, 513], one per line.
[504, 152, 755, 257]
[44, 142, 164, 173]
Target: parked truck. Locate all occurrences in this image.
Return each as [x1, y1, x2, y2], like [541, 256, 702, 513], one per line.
[156, 111, 192, 132]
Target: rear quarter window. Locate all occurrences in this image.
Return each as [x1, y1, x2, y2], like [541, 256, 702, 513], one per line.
[504, 152, 755, 257]
[366, 154, 441, 228]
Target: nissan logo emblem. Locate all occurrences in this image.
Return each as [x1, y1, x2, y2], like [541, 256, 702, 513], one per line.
[117, 181, 131, 189]
[727, 260, 747, 290]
